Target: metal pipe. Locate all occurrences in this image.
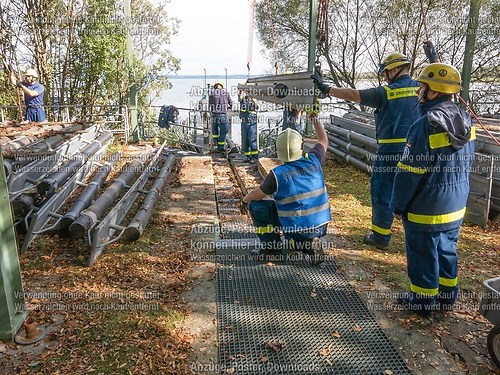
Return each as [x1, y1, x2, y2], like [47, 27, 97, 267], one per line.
[123, 153, 175, 242]
[68, 159, 142, 239]
[225, 136, 239, 154]
[325, 123, 377, 150]
[327, 145, 371, 174]
[36, 132, 113, 198]
[12, 195, 34, 220]
[327, 135, 376, 163]
[59, 155, 118, 229]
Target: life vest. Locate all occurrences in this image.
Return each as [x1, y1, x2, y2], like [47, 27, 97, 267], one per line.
[272, 153, 331, 232]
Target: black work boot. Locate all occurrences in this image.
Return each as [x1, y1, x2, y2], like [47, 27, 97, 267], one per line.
[363, 233, 389, 250]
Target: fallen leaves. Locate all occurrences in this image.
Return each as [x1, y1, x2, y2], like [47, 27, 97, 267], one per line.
[264, 339, 285, 352]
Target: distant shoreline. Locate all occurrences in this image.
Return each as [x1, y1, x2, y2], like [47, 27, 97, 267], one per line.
[167, 74, 261, 79]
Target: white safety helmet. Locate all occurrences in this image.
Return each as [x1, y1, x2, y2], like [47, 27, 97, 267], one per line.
[214, 81, 223, 89]
[276, 128, 303, 162]
[25, 68, 38, 78]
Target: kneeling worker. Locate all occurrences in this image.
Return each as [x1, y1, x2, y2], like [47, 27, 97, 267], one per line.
[241, 105, 331, 264]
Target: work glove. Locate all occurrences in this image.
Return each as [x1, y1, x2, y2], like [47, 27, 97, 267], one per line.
[305, 98, 320, 118]
[310, 71, 330, 95]
[239, 198, 249, 213]
[423, 41, 439, 63]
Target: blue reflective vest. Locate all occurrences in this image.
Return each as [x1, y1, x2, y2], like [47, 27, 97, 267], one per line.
[373, 75, 420, 154]
[391, 97, 475, 232]
[272, 153, 331, 232]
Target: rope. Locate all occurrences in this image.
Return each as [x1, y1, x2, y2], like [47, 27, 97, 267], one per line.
[316, 0, 329, 45]
[0, 42, 23, 120]
[247, 0, 255, 77]
[418, 0, 431, 42]
[266, 0, 279, 74]
[458, 95, 500, 146]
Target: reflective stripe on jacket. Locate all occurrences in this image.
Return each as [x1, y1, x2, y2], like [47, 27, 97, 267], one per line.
[373, 76, 420, 154]
[391, 97, 475, 231]
[272, 153, 331, 232]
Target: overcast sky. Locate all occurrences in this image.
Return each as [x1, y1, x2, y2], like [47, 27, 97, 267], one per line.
[166, 0, 272, 76]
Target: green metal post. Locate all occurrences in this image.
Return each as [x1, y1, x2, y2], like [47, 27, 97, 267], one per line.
[305, 0, 319, 137]
[307, 0, 319, 72]
[0, 151, 28, 342]
[124, 0, 139, 142]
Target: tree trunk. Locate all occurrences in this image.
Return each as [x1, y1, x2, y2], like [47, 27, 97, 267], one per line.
[461, 0, 482, 105]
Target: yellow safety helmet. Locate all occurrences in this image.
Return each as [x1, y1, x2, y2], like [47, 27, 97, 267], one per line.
[378, 53, 410, 75]
[214, 81, 224, 89]
[25, 68, 38, 78]
[276, 128, 303, 162]
[416, 63, 461, 94]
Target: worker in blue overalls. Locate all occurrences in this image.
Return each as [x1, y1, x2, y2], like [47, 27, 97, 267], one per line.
[209, 81, 233, 152]
[238, 89, 259, 163]
[391, 63, 475, 316]
[312, 53, 420, 249]
[10, 68, 47, 122]
[241, 106, 331, 265]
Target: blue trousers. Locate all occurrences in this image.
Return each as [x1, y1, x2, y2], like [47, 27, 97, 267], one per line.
[248, 200, 327, 252]
[212, 113, 228, 151]
[370, 154, 399, 244]
[25, 106, 46, 122]
[403, 222, 461, 310]
[241, 121, 258, 159]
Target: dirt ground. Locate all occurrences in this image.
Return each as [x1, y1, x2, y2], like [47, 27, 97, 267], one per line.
[1, 152, 499, 374]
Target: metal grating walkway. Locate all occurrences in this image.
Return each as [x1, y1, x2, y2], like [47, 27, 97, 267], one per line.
[217, 255, 412, 374]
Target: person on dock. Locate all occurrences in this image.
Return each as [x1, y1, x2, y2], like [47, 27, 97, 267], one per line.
[10, 68, 47, 123]
[311, 53, 420, 250]
[238, 89, 259, 163]
[209, 81, 233, 152]
[241, 103, 331, 264]
[390, 63, 475, 316]
[282, 107, 305, 134]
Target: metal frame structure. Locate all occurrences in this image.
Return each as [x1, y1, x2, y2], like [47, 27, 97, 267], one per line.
[87, 142, 169, 266]
[0, 152, 27, 342]
[20, 131, 113, 252]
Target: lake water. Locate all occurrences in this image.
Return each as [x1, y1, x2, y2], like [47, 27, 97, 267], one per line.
[153, 77, 499, 146]
[153, 77, 347, 146]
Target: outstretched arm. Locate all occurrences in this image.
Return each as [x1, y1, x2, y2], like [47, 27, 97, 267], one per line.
[310, 115, 329, 151]
[311, 71, 361, 103]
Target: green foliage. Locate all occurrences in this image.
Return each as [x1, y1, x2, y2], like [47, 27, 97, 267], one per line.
[255, 0, 499, 103]
[0, 0, 179, 118]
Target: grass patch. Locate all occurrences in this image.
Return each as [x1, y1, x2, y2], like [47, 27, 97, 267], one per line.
[323, 155, 500, 298]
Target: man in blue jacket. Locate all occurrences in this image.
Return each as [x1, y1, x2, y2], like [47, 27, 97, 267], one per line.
[209, 81, 233, 152]
[390, 63, 475, 316]
[312, 54, 420, 250]
[11, 68, 47, 122]
[238, 89, 259, 163]
[241, 109, 331, 265]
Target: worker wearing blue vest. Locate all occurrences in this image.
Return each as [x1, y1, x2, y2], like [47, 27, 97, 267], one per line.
[241, 109, 331, 265]
[312, 53, 420, 250]
[238, 89, 259, 163]
[209, 81, 233, 152]
[10, 68, 47, 122]
[391, 63, 475, 316]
